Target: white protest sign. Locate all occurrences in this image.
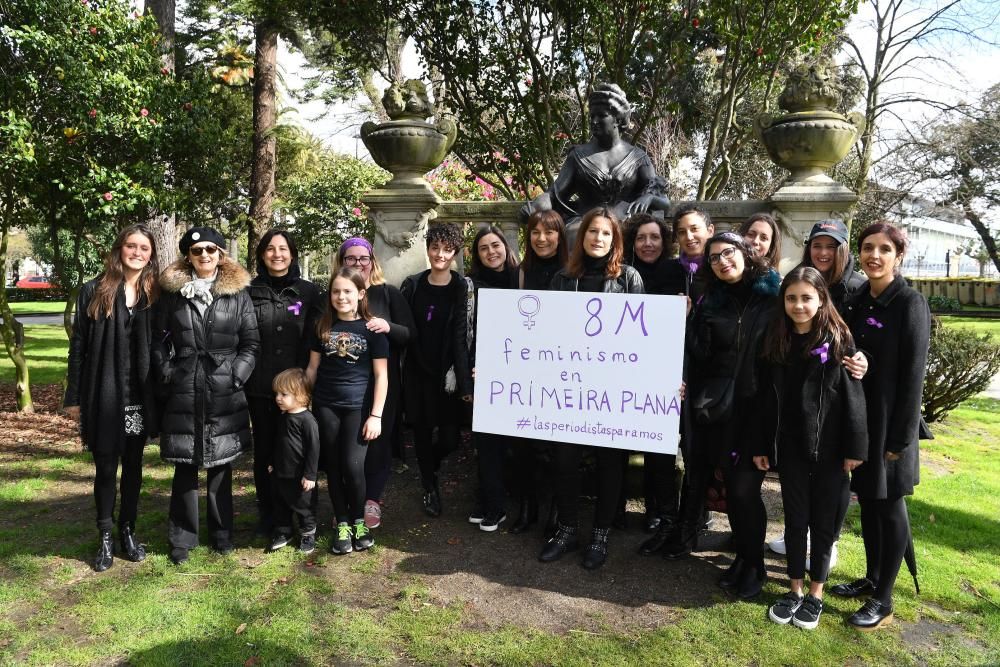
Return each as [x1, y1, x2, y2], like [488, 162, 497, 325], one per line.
[472, 289, 686, 454]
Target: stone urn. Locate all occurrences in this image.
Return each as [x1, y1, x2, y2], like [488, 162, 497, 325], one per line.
[755, 60, 865, 182]
[360, 79, 457, 190]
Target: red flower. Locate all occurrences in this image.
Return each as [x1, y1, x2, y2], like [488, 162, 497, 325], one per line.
[89, 26, 97, 35]
[102, 192, 113, 201]
[140, 108, 149, 117]
[755, 47, 764, 57]
[554, 131, 569, 140]
[182, 102, 193, 111]
[692, 18, 700, 28]
[524, 76, 533, 86]
[352, 207, 362, 217]
[88, 109, 97, 118]
[161, 67, 170, 75]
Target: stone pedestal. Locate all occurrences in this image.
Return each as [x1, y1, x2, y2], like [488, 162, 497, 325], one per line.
[769, 177, 857, 274]
[363, 182, 442, 287]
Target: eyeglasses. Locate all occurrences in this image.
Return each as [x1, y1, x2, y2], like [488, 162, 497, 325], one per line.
[189, 245, 219, 256]
[708, 246, 737, 265]
[344, 255, 373, 267]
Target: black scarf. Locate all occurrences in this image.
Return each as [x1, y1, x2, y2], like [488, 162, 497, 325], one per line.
[476, 264, 517, 289]
[523, 255, 562, 291]
[255, 258, 302, 292]
[579, 254, 610, 292]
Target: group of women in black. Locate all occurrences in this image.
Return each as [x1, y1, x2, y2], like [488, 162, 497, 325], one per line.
[66, 203, 929, 632]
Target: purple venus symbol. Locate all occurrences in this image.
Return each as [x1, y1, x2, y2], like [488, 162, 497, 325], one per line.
[518, 294, 541, 329]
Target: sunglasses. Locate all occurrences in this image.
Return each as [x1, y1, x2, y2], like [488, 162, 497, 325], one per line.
[189, 245, 220, 256]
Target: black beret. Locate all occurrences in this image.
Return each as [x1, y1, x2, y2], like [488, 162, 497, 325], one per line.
[179, 227, 226, 255]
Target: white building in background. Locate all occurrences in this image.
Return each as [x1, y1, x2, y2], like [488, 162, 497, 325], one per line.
[894, 197, 994, 278]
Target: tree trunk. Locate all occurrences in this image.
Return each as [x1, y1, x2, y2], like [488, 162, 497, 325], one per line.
[964, 206, 1000, 276]
[0, 224, 34, 413]
[248, 20, 278, 263]
[145, 0, 180, 265]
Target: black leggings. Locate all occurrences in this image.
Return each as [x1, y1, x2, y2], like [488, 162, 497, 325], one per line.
[315, 405, 368, 524]
[859, 495, 911, 605]
[552, 444, 625, 529]
[92, 436, 145, 531]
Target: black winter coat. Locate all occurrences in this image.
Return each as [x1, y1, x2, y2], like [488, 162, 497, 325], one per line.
[65, 280, 159, 454]
[828, 255, 867, 312]
[400, 270, 473, 421]
[752, 343, 869, 466]
[548, 264, 645, 293]
[245, 268, 321, 398]
[366, 282, 415, 434]
[844, 277, 930, 499]
[153, 259, 260, 468]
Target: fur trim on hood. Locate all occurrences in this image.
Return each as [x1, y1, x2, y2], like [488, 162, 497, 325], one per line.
[160, 258, 251, 296]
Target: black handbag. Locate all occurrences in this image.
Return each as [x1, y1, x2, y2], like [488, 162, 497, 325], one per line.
[692, 376, 736, 425]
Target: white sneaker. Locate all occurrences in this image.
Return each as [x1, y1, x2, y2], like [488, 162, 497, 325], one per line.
[805, 542, 837, 572]
[768, 534, 787, 555]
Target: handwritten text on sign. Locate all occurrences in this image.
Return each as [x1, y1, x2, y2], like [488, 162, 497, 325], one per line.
[472, 290, 686, 454]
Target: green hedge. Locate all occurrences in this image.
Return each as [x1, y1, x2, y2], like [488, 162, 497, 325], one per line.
[4, 287, 67, 302]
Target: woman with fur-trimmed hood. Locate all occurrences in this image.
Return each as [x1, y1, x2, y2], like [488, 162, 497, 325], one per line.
[153, 227, 260, 565]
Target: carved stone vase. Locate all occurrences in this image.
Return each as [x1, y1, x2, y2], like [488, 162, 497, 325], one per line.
[755, 60, 865, 182]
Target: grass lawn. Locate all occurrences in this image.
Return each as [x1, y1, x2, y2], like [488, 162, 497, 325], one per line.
[937, 315, 1000, 337]
[0, 397, 998, 665]
[0, 325, 68, 385]
[6, 301, 68, 315]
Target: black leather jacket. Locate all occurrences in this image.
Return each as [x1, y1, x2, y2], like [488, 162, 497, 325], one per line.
[549, 265, 645, 293]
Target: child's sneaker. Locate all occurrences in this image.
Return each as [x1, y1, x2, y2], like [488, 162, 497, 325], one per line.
[467, 507, 485, 524]
[768, 591, 804, 625]
[792, 594, 823, 630]
[268, 533, 291, 552]
[299, 532, 316, 555]
[479, 509, 507, 532]
[353, 520, 375, 551]
[364, 500, 382, 529]
[330, 522, 353, 555]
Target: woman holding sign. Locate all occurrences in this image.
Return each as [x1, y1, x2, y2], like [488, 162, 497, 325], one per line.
[681, 231, 779, 599]
[540, 207, 644, 569]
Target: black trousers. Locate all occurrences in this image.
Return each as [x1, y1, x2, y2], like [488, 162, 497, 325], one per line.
[364, 431, 392, 503]
[92, 436, 146, 531]
[645, 452, 680, 522]
[248, 396, 280, 524]
[722, 458, 766, 568]
[859, 495, 911, 605]
[273, 477, 316, 536]
[413, 423, 460, 491]
[315, 405, 367, 524]
[474, 432, 508, 514]
[509, 437, 547, 500]
[778, 446, 849, 582]
[552, 444, 625, 529]
[168, 462, 233, 549]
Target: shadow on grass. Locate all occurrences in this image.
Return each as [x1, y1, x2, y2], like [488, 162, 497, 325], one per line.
[908, 496, 1000, 555]
[122, 637, 310, 666]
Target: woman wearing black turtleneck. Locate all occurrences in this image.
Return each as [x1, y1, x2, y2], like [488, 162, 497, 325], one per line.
[466, 225, 520, 532]
[543, 207, 644, 570]
[246, 230, 322, 535]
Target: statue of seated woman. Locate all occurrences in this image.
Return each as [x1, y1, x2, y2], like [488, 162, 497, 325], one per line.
[521, 83, 671, 241]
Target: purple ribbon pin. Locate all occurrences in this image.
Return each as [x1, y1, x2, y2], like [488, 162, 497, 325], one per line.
[810, 342, 830, 364]
[866, 317, 883, 329]
[426, 304, 436, 322]
[287, 301, 302, 316]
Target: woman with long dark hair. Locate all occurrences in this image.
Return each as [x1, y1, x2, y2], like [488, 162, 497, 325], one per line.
[675, 231, 780, 599]
[540, 207, 644, 569]
[332, 238, 415, 531]
[154, 227, 260, 564]
[833, 222, 931, 631]
[246, 229, 321, 536]
[465, 224, 519, 531]
[65, 224, 161, 572]
[739, 212, 783, 269]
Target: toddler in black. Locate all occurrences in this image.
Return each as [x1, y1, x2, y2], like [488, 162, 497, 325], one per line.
[268, 368, 320, 555]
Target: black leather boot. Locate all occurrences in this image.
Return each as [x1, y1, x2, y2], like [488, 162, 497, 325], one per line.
[663, 523, 698, 560]
[543, 501, 559, 540]
[582, 527, 610, 570]
[93, 530, 113, 572]
[539, 522, 579, 562]
[718, 556, 745, 591]
[638, 518, 675, 556]
[119, 523, 146, 562]
[509, 495, 538, 534]
[736, 561, 766, 600]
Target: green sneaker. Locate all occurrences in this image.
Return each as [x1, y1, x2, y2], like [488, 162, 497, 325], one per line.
[352, 520, 375, 551]
[330, 522, 353, 555]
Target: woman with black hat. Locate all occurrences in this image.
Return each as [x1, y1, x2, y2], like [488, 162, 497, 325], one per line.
[65, 224, 161, 571]
[245, 230, 322, 536]
[154, 227, 260, 564]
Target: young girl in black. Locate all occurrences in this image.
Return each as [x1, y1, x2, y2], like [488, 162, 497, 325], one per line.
[306, 268, 389, 555]
[753, 267, 868, 630]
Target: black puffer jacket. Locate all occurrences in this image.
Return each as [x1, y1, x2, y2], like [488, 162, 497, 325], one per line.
[153, 259, 260, 468]
[549, 264, 645, 293]
[245, 265, 321, 398]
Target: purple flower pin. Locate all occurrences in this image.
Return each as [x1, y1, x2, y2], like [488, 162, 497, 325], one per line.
[866, 316, 884, 329]
[287, 301, 302, 316]
[810, 342, 830, 364]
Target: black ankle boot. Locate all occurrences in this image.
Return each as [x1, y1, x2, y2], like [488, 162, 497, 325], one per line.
[663, 524, 698, 560]
[539, 522, 578, 562]
[509, 495, 538, 534]
[543, 502, 559, 540]
[638, 518, 675, 556]
[582, 527, 610, 570]
[119, 524, 146, 562]
[736, 562, 766, 600]
[93, 530, 113, 572]
[718, 556, 745, 591]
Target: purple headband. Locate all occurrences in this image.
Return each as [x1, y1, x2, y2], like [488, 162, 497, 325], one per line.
[340, 237, 373, 257]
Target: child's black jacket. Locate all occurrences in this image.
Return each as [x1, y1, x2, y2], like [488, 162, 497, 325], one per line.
[751, 343, 869, 466]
